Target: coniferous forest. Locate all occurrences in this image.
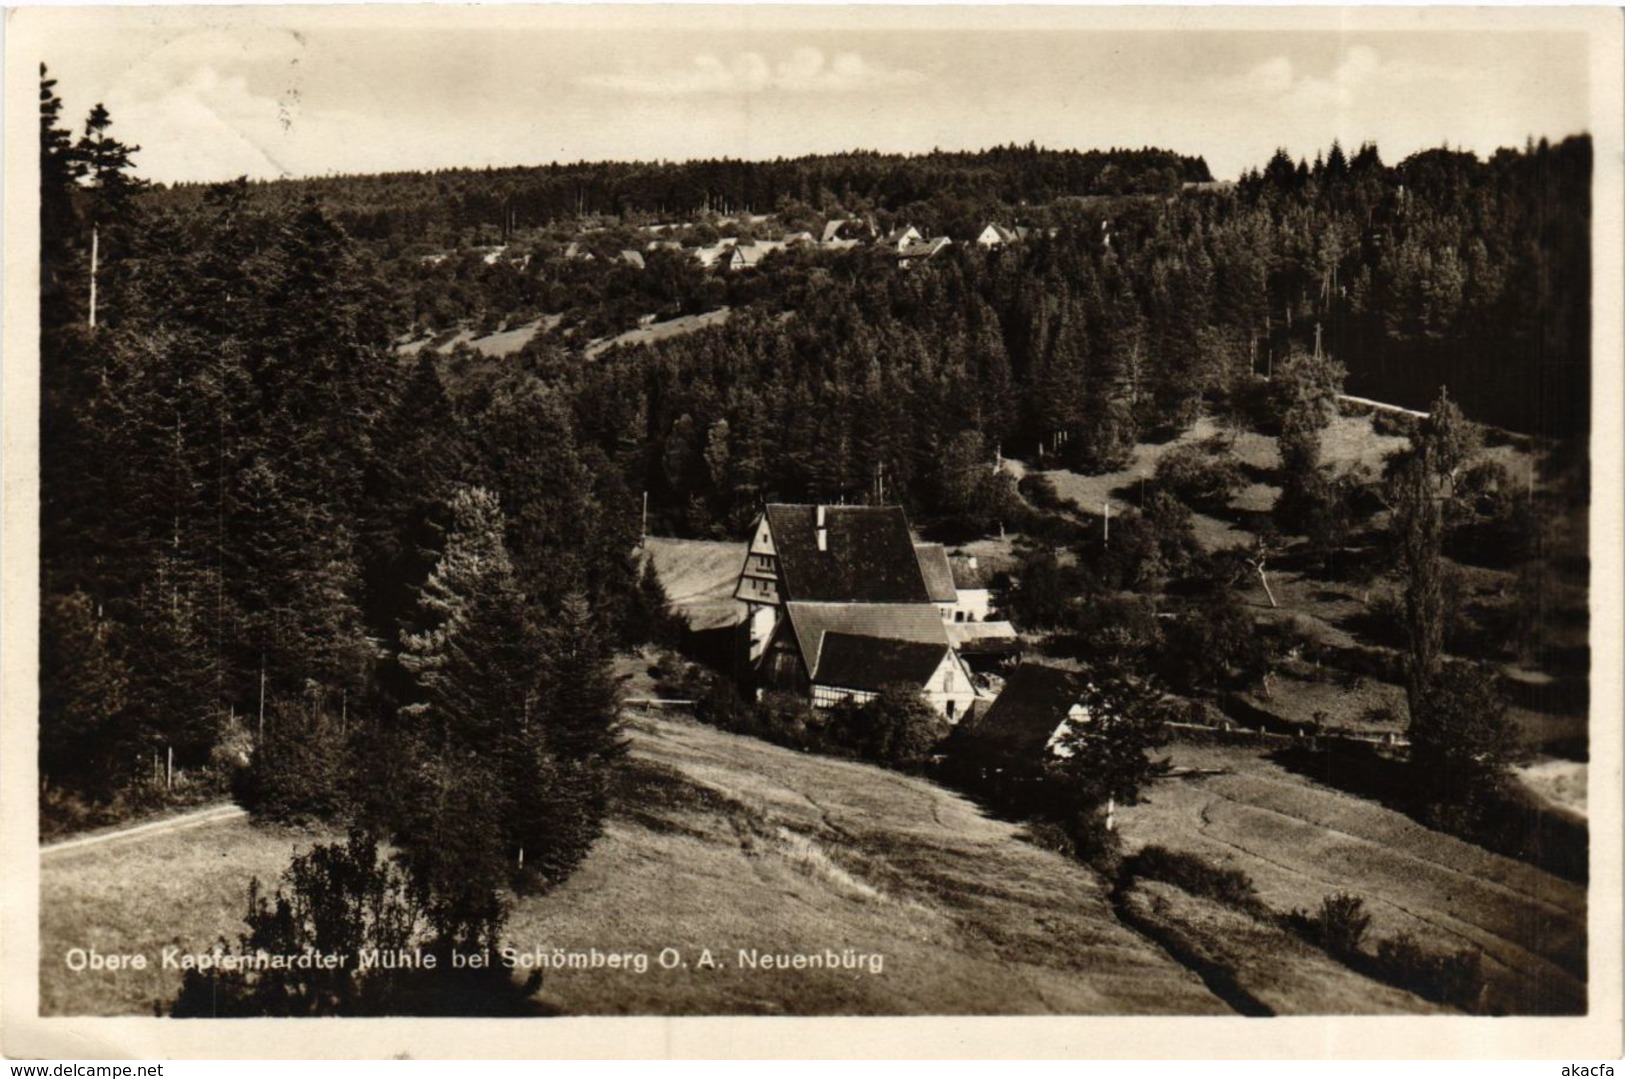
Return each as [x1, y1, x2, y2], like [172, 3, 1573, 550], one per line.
[36, 54, 1592, 1016]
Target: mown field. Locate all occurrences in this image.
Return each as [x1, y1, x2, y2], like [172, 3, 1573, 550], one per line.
[40, 704, 1584, 1017]
[41, 711, 1226, 1017]
[40, 815, 341, 1016]
[1114, 741, 1587, 1016]
[642, 537, 747, 631]
[584, 307, 732, 359]
[505, 712, 1228, 1015]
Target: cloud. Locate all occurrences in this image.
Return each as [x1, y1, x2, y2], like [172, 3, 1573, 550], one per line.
[1210, 45, 1462, 116]
[578, 46, 925, 96]
[107, 65, 295, 182]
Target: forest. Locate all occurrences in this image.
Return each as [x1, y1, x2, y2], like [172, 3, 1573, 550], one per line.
[36, 62, 1591, 1013]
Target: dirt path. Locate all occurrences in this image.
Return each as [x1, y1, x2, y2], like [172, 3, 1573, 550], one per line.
[41, 803, 246, 859]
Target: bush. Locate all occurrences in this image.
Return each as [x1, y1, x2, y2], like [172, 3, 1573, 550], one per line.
[1067, 809, 1124, 878]
[1124, 845, 1265, 915]
[654, 657, 754, 734]
[1370, 409, 1420, 439]
[1374, 932, 1486, 1011]
[755, 691, 819, 749]
[1018, 472, 1067, 513]
[861, 684, 948, 769]
[1154, 442, 1243, 510]
[171, 830, 548, 1017]
[1295, 892, 1371, 957]
[1006, 546, 1080, 629]
[1156, 592, 1263, 693]
[1410, 662, 1519, 817]
[1064, 594, 1162, 670]
[1020, 819, 1077, 858]
[695, 673, 754, 733]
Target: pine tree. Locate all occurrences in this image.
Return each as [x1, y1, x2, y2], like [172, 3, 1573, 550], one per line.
[39, 591, 130, 794]
[76, 102, 146, 219]
[1409, 662, 1517, 819]
[394, 487, 536, 936]
[1392, 453, 1446, 725]
[1046, 674, 1172, 810]
[39, 64, 83, 330]
[523, 592, 625, 883]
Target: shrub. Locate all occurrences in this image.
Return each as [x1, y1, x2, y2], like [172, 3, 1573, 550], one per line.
[649, 653, 694, 698]
[1370, 409, 1419, 439]
[171, 830, 547, 1017]
[1410, 662, 1519, 816]
[1374, 932, 1486, 1011]
[1020, 819, 1076, 858]
[1006, 546, 1079, 629]
[755, 691, 819, 749]
[1067, 809, 1124, 878]
[655, 657, 754, 734]
[1019, 472, 1066, 513]
[1156, 592, 1263, 693]
[1124, 845, 1264, 915]
[861, 684, 948, 769]
[1298, 892, 1372, 957]
[694, 672, 753, 733]
[1065, 594, 1162, 670]
[1155, 442, 1243, 510]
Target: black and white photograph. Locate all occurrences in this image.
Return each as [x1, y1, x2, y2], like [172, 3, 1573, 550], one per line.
[4, 3, 1621, 1059]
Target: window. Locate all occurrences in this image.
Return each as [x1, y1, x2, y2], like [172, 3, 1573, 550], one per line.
[944, 669, 954, 693]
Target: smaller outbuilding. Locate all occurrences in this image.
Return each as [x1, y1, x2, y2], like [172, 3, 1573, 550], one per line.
[953, 662, 1090, 763]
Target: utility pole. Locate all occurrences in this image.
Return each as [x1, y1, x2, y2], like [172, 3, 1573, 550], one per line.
[87, 225, 98, 329]
[641, 491, 648, 546]
[1102, 501, 1111, 547]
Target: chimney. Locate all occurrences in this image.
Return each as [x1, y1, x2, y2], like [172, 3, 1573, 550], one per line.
[816, 505, 828, 552]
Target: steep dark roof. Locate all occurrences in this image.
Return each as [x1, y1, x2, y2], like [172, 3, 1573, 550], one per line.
[813, 633, 946, 693]
[914, 544, 959, 603]
[782, 602, 949, 675]
[764, 504, 930, 603]
[955, 663, 1086, 758]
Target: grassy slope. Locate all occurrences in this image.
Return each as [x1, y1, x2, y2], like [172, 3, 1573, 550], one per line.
[643, 537, 748, 631]
[1116, 742, 1587, 1016]
[506, 712, 1224, 1015]
[1118, 880, 1446, 1016]
[44, 710, 1562, 1017]
[585, 308, 732, 360]
[40, 819, 341, 1016]
[399, 315, 565, 359]
[40, 712, 1225, 1017]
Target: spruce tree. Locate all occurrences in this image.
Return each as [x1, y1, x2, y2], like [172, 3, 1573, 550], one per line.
[39, 64, 83, 330]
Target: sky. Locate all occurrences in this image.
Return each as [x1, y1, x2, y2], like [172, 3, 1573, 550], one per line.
[25, 7, 1596, 186]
